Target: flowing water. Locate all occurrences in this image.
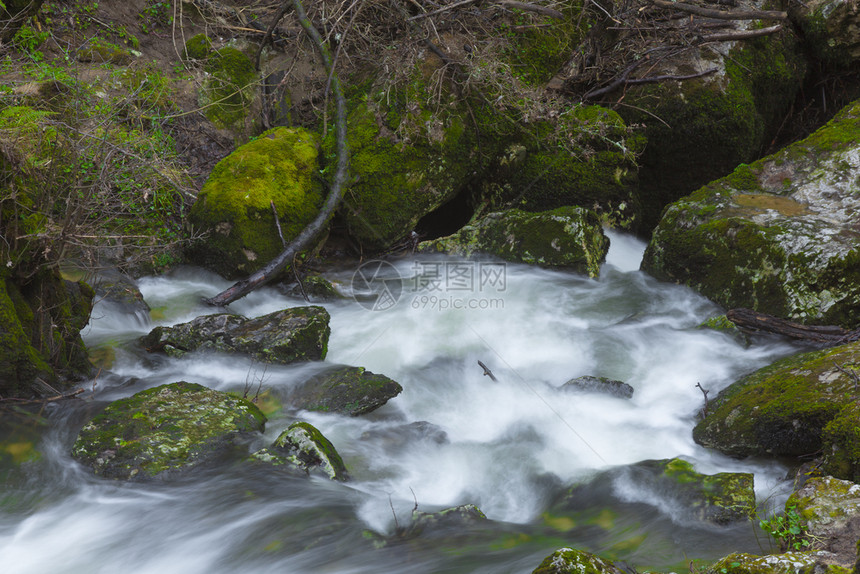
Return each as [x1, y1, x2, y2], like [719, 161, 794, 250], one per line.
[0, 232, 807, 573]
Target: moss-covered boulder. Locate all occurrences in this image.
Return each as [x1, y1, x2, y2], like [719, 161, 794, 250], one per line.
[71, 381, 266, 480]
[822, 402, 860, 482]
[199, 45, 258, 131]
[693, 341, 860, 462]
[789, 0, 860, 69]
[707, 551, 850, 574]
[328, 65, 499, 251]
[419, 207, 609, 277]
[480, 106, 644, 231]
[290, 365, 402, 416]
[140, 306, 330, 364]
[788, 476, 860, 563]
[561, 375, 634, 399]
[187, 127, 324, 279]
[619, 27, 806, 228]
[642, 98, 860, 327]
[532, 547, 626, 574]
[251, 421, 347, 481]
[0, 268, 93, 399]
[183, 33, 212, 61]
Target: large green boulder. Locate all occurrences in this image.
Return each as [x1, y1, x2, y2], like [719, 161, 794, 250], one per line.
[330, 89, 491, 251]
[642, 99, 860, 327]
[532, 547, 626, 574]
[619, 27, 806, 228]
[289, 365, 403, 416]
[693, 341, 860, 464]
[419, 207, 609, 277]
[71, 381, 266, 480]
[140, 306, 331, 364]
[187, 127, 324, 279]
[479, 106, 644, 231]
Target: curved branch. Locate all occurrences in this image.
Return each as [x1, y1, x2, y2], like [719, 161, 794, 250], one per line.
[205, 0, 349, 307]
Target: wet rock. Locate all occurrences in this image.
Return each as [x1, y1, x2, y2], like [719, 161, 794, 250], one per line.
[693, 341, 860, 465]
[187, 127, 324, 279]
[71, 381, 266, 480]
[290, 365, 402, 416]
[561, 375, 634, 399]
[698, 315, 749, 347]
[532, 547, 626, 574]
[620, 458, 755, 525]
[401, 504, 487, 538]
[618, 24, 805, 228]
[419, 207, 609, 277]
[280, 275, 342, 302]
[360, 421, 449, 451]
[251, 421, 347, 481]
[788, 476, 860, 563]
[789, 0, 860, 68]
[642, 99, 860, 328]
[707, 551, 849, 574]
[139, 306, 330, 364]
[91, 267, 150, 316]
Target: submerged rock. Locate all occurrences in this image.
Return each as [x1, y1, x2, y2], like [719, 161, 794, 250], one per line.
[71, 381, 266, 480]
[187, 127, 324, 279]
[561, 375, 634, 399]
[532, 547, 626, 574]
[290, 365, 403, 416]
[419, 207, 609, 277]
[642, 99, 860, 327]
[693, 341, 860, 466]
[139, 306, 330, 364]
[252, 421, 347, 481]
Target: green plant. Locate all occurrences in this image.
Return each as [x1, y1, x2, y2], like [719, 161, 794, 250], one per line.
[759, 505, 811, 551]
[718, 561, 741, 574]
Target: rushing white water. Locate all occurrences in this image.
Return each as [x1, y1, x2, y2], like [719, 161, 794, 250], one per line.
[0, 231, 804, 573]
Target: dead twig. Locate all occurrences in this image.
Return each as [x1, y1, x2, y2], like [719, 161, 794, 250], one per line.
[650, 0, 787, 20]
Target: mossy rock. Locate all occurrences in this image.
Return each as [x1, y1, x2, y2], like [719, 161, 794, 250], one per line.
[327, 70, 499, 251]
[642, 99, 860, 327]
[252, 421, 347, 481]
[71, 381, 266, 480]
[789, 0, 860, 69]
[139, 306, 331, 364]
[289, 365, 403, 416]
[199, 46, 258, 130]
[187, 127, 324, 279]
[183, 33, 212, 61]
[479, 106, 644, 231]
[77, 40, 134, 65]
[619, 27, 806, 229]
[693, 341, 860, 461]
[419, 207, 609, 277]
[532, 547, 626, 574]
[707, 551, 850, 574]
[823, 402, 860, 482]
[561, 375, 634, 399]
[787, 476, 860, 562]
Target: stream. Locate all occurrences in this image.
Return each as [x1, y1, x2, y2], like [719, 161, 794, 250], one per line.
[0, 231, 808, 573]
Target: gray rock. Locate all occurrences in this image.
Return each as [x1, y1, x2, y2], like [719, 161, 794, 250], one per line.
[561, 375, 634, 399]
[139, 306, 330, 364]
[788, 476, 860, 563]
[252, 421, 348, 481]
[290, 365, 403, 416]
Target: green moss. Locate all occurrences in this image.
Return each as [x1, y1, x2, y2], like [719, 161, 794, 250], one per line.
[201, 46, 258, 130]
[188, 127, 323, 278]
[71, 381, 266, 479]
[183, 34, 212, 60]
[694, 342, 860, 461]
[77, 39, 133, 65]
[532, 547, 624, 574]
[822, 402, 860, 481]
[268, 421, 348, 481]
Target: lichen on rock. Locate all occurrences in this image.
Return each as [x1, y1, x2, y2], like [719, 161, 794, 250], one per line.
[252, 421, 348, 481]
[532, 547, 626, 574]
[71, 381, 267, 480]
[642, 98, 860, 327]
[289, 365, 402, 416]
[419, 206, 609, 277]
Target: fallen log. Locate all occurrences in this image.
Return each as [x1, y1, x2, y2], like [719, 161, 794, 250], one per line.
[726, 308, 860, 345]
